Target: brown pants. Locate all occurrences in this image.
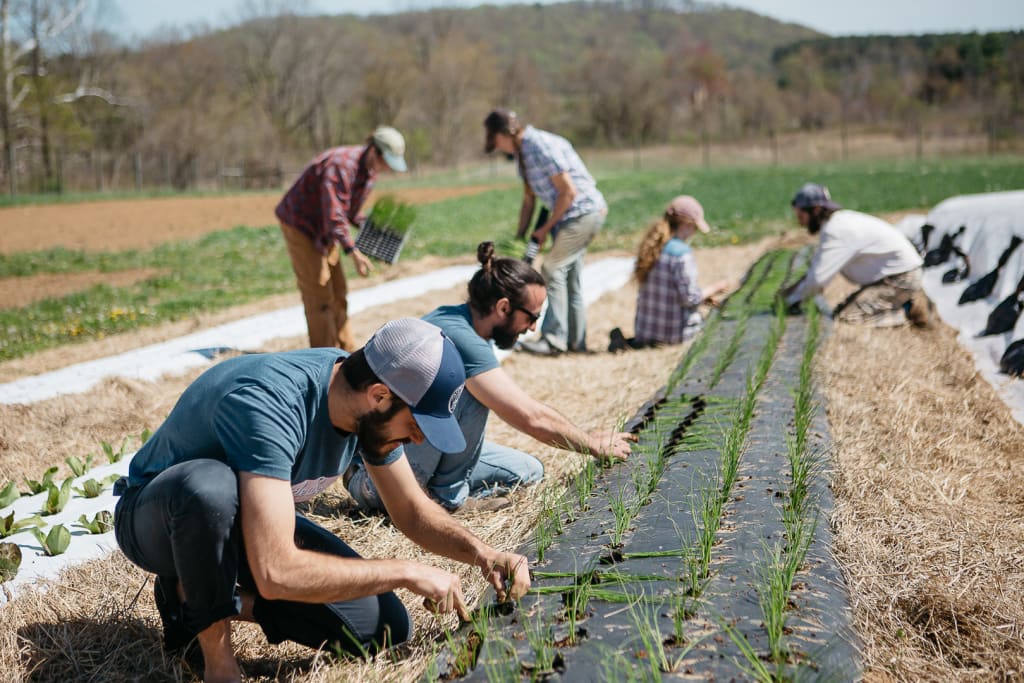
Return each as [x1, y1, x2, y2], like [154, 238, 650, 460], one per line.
[833, 267, 922, 327]
[280, 223, 355, 350]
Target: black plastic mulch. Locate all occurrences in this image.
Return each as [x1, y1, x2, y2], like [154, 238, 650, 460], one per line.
[433, 249, 861, 682]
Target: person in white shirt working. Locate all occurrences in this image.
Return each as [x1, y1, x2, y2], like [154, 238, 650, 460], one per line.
[781, 183, 933, 327]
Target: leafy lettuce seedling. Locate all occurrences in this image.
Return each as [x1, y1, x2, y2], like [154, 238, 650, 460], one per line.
[0, 542, 21, 582]
[0, 511, 44, 538]
[24, 466, 58, 495]
[76, 511, 113, 534]
[0, 481, 19, 508]
[31, 525, 71, 556]
[65, 454, 96, 478]
[73, 474, 119, 498]
[41, 478, 74, 516]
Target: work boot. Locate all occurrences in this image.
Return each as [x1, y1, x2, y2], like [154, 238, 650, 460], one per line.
[906, 291, 936, 328]
[518, 338, 563, 357]
[607, 327, 627, 353]
[153, 575, 198, 656]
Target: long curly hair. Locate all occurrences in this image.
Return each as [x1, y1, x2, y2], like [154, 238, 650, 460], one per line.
[634, 214, 692, 283]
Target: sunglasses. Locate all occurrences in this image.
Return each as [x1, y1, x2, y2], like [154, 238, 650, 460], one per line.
[514, 305, 541, 325]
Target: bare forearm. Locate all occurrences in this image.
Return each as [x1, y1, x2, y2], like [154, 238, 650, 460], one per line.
[257, 551, 415, 604]
[508, 401, 594, 454]
[543, 189, 575, 232]
[517, 194, 536, 239]
[394, 499, 494, 567]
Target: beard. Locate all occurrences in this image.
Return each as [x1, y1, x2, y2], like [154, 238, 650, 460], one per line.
[806, 208, 826, 235]
[356, 399, 408, 462]
[492, 318, 521, 350]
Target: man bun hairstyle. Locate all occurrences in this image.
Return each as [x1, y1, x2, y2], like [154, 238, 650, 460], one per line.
[467, 241, 545, 315]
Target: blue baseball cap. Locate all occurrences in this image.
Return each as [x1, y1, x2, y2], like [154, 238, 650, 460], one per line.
[791, 183, 841, 211]
[363, 318, 466, 452]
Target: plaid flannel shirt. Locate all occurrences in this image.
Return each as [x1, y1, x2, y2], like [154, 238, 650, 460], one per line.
[518, 126, 605, 225]
[634, 239, 704, 344]
[275, 145, 377, 255]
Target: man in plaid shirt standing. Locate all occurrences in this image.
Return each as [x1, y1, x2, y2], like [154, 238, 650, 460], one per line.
[276, 127, 407, 350]
[484, 109, 607, 356]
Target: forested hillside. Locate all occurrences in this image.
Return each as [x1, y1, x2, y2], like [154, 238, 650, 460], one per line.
[3, 0, 1021, 194]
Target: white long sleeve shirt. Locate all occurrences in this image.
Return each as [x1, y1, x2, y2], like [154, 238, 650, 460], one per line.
[786, 209, 924, 304]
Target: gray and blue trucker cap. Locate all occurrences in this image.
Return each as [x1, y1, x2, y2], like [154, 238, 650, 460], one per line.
[791, 182, 841, 211]
[363, 318, 466, 453]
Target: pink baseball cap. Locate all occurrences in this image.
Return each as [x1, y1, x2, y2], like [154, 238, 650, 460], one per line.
[665, 195, 711, 233]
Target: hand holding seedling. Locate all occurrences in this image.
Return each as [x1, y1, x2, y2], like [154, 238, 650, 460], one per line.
[483, 552, 531, 603]
[414, 564, 471, 621]
[589, 430, 637, 463]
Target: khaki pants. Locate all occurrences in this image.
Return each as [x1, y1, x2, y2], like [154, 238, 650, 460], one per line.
[280, 224, 355, 350]
[833, 267, 922, 327]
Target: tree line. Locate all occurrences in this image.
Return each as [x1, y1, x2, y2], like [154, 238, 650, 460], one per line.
[1, 0, 1021, 195]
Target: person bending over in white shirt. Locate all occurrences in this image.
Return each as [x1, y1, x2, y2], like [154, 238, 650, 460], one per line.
[781, 182, 934, 328]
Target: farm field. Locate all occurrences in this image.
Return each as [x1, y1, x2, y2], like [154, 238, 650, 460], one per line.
[0, 157, 1023, 681]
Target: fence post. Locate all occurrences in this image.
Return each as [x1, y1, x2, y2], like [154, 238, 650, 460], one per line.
[7, 145, 15, 196]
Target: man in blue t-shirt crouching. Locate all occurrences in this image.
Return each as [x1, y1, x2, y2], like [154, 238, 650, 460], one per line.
[113, 318, 530, 683]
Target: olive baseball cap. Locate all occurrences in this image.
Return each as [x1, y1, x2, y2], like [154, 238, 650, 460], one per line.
[363, 318, 466, 452]
[371, 126, 408, 173]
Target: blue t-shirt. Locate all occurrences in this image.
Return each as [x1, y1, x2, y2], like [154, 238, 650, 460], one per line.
[126, 348, 401, 502]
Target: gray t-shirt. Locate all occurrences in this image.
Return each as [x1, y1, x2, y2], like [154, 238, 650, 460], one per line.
[126, 348, 401, 502]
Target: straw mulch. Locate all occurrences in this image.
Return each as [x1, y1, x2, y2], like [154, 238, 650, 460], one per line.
[2, 236, 1023, 681]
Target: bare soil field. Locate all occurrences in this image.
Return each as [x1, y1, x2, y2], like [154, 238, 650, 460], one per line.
[0, 183, 509, 255]
[0, 199, 1022, 681]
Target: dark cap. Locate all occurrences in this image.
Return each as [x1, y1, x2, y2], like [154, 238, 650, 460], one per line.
[791, 183, 841, 211]
[484, 108, 520, 153]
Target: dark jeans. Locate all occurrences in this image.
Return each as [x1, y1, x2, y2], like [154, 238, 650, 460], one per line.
[114, 459, 411, 656]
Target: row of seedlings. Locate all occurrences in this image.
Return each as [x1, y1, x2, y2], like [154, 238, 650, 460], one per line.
[430, 249, 826, 681]
[0, 435, 144, 583]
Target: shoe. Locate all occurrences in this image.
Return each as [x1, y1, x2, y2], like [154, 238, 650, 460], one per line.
[518, 338, 563, 356]
[457, 496, 513, 514]
[608, 327, 627, 353]
[906, 291, 936, 329]
[154, 575, 198, 655]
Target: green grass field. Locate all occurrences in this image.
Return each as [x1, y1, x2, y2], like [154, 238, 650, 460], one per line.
[1, 155, 1022, 362]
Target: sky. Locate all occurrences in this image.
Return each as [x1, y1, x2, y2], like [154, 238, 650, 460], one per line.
[110, 0, 1024, 41]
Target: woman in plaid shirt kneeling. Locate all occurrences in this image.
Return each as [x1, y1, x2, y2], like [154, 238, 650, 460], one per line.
[609, 195, 731, 352]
